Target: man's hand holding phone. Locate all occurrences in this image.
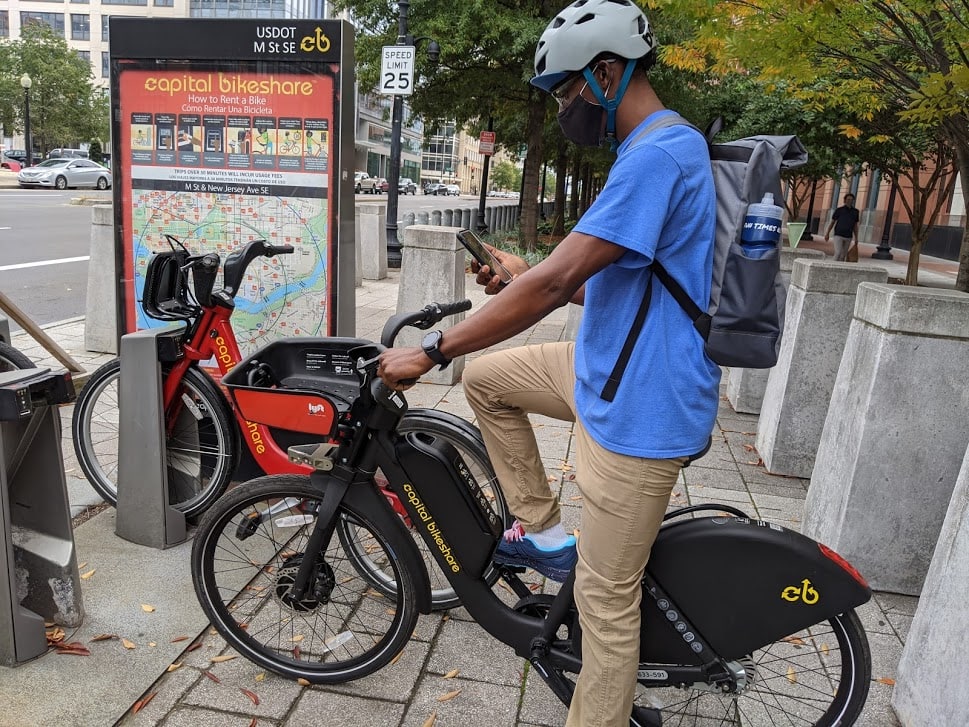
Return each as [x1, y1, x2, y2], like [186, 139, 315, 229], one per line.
[457, 229, 529, 295]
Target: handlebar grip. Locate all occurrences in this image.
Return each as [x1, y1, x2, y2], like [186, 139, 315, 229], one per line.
[266, 245, 295, 256]
[434, 299, 473, 318]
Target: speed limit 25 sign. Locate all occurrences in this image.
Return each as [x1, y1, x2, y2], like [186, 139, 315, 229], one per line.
[381, 46, 416, 96]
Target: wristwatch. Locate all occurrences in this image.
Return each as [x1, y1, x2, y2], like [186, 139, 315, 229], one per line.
[421, 330, 451, 370]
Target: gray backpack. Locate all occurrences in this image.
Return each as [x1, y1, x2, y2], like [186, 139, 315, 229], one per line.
[601, 115, 808, 401]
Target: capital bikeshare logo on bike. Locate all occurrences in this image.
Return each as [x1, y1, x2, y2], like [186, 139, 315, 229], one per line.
[403, 483, 460, 573]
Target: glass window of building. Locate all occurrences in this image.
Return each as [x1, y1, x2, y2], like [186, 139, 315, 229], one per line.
[71, 0, 91, 5]
[76, 49, 91, 62]
[0, 11, 8, 38]
[71, 14, 90, 40]
[103, 0, 148, 6]
[102, 51, 110, 78]
[154, 0, 175, 6]
[21, 12, 66, 36]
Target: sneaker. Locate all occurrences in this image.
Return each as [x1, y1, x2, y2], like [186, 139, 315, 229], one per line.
[494, 525, 577, 582]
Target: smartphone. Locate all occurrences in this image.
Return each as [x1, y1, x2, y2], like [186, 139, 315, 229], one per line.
[456, 229, 514, 285]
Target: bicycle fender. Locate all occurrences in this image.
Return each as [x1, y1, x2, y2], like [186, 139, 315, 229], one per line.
[642, 516, 871, 662]
[333, 476, 433, 615]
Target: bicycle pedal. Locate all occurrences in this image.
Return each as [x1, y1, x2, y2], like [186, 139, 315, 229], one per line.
[288, 443, 337, 471]
[630, 705, 662, 727]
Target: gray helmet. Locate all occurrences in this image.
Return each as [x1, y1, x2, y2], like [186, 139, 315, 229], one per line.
[532, 0, 656, 92]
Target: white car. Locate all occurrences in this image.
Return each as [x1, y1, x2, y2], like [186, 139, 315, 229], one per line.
[444, 184, 460, 196]
[19, 158, 111, 190]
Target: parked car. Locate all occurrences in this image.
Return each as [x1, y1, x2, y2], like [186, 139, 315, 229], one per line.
[444, 184, 461, 196]
[378, 178, 390, 193]
[398, 177, 418, 195]
[354, 171, 382, 194]
[46, 148, 89, 160]
[423, 182, 443, 195]
[18, 158, 111, 190]
[1, 154, 22, 172]
[4, 150, 29, 165]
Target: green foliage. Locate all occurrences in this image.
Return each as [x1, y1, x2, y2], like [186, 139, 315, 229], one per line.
[0, 24, 108, 155]
[490, 160, 521, 193]
[88, 139, 103, 164]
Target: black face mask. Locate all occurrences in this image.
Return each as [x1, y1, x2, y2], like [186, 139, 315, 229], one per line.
[557, 93, 606, 147]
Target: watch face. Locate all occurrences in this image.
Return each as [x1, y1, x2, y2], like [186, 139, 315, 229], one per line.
[422, 330, 442, 350]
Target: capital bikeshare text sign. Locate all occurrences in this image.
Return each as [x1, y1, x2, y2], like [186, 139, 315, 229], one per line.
[109, 19, 356, 346]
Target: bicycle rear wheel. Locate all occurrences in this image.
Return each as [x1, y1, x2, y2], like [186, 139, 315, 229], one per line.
[548, 609, 871, 726]
[71, 359, 239, 517]
[0, 341, 35, 372]
[191, 474, 419, 683]
[336, 410, 508, 611]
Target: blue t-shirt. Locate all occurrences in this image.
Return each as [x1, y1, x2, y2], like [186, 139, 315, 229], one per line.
[572, 111, 721, 458]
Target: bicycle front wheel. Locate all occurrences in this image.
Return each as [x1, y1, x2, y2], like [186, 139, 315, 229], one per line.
[0, 341, 35, 372]
[191, 474, 419, 683]
[336, 409, 509, 611]
[71, 359, 239, 517]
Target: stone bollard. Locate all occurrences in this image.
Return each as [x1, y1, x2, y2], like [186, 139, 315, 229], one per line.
[417, 211, 429, 225]
[397, 225, 467, 385]
[726, 247, 825, 414]
[85, 204, 119, 354]
[485, 207, 495, 231]
[804, 284, 969, 595]
[756, 260, 887, 477]
[353, 209, 363, 287]
[893, 441, 969, 725]
[443, 209, 454, 226]
[358, 204, 387, 281]
[461, 208, 473, 229]
[431, 210, 442, 226]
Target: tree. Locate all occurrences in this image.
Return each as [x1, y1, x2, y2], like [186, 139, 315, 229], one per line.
[88, 139, 103, 164]
[490, 160, 521, 193]
[670, 0, 969, 289]
[0, 24, 108, 157]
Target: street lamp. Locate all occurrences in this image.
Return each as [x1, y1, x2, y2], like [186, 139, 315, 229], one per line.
[872, 180, 897, 260]
[385, 0, 439, 268]
[20, 74, 32, 168]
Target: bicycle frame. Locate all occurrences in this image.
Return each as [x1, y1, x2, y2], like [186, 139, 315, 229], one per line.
[161, 304, 308, 476]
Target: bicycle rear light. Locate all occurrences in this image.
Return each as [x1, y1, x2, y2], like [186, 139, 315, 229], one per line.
[819, 543, 869, 589]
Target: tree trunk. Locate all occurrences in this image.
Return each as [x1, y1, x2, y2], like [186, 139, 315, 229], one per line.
[519, 95, 546, 251]
[553, 140, 568, 236]
[953, 140, 969, 292]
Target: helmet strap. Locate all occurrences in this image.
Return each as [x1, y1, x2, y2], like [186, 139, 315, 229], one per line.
[583, 59, 636, 151]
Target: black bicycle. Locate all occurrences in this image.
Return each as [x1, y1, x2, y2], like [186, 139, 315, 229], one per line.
[191, 301, 872, 726]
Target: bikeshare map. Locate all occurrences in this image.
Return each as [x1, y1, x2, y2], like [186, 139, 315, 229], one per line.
[119, 67, 338, 350]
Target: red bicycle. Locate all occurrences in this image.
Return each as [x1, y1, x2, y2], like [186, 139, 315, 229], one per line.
[71, 235, 507, 608]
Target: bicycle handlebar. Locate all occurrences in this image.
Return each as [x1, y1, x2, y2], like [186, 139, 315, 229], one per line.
[379, 300, 472, 348]
[222, 240, 295, 296]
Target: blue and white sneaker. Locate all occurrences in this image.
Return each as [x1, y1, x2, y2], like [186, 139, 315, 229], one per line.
[494, 520, 577, 582]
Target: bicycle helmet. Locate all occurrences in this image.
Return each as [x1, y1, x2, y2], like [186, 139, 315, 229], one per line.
[532, 0, 656, 92]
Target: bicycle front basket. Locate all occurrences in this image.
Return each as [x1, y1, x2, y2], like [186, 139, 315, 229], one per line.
[141, 250, 199, 321]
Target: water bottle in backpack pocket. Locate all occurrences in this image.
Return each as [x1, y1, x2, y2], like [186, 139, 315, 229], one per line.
[740, 193, 784, 260]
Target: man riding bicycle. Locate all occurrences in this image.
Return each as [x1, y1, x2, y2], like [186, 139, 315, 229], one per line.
[378, 1, 720, 724]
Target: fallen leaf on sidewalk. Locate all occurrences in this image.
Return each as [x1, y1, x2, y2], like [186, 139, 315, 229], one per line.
[132, 692, 157, 714]
[877, 677, 896, 686]
[241, 688, 260, 706]
[80, 569, 96, 580]
[185, 642, 202, 653]
[743, 444, 755, 452]
[443, 669, 459, 679]
[203, 670, 221, 683]
[255, 672, 266, 682]
[122, 639, 136, 650]
[46, 627, 66, 644]
[167, 663, 182, 672]
[248, 720, 258, 727]
[390, 650, 404, 665]
[297, 678, 311, 686]
[437, 689, 462, 702]
[141, 604, 156, 613]
[171, 636, 189, 643]
[421, 713, 437, 727]
[55, 642, 91, 656]
[786, 667, 797, 683]
[90, 633, 117, 642]
[210, 654, 237, 663]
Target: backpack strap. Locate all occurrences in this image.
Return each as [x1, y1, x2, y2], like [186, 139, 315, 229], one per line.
[599, 114, 709, 402]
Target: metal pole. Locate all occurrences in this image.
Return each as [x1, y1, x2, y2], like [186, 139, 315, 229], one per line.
[385, 0, 409, 269]
[23, 88, 32, 169]
[872, 181, 896, 260]
[805, 178, 818, 235]
[476, 116, 493, 232]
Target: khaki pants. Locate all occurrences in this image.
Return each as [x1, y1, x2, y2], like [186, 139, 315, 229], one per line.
[463, 342, 684, 726]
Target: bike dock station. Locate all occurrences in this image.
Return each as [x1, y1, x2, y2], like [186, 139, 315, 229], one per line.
[116, 326, 188, 549]
[0, 367, 82, 666]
